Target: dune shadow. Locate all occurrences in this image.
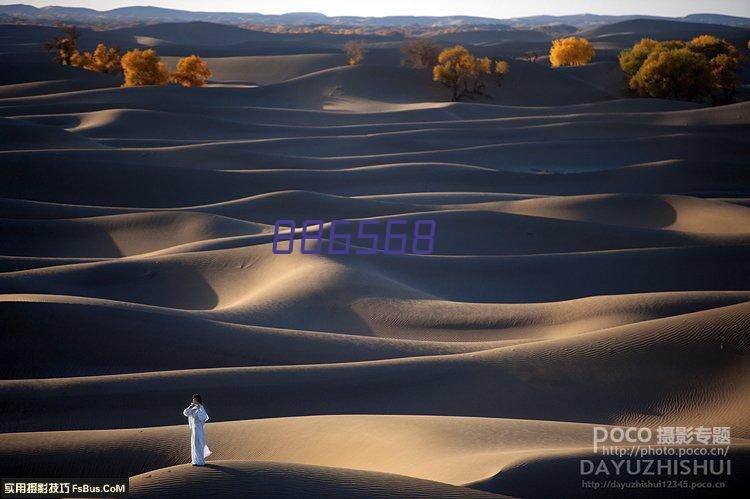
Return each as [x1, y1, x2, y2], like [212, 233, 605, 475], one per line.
[0, 218, 124, 258]
[575, 194, 679, 229]
[202, 463, 249, 477]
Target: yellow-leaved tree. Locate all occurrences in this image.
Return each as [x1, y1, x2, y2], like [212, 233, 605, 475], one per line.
[549, 37, 595, 67]
[43, 26, 79, 66]
[89, 43, 122, 74]
[432, 45, 475, 101]
[629, 48, 714, 102]
[121, 48, 170, 87]
[71, 43, 122, 74]
[171, 55, 212, 87]
[619, 35, 740, 103]
[471, 56, 492, 95]
[688, 35, 740, 102]
[433, 45, 506, 101]
[494, 60, 510, 86]
[618, 38, 662, 76]
[69, 50, 92, 69]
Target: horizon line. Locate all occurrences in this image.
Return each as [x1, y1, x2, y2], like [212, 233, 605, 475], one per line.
[8, 4, 750, 21]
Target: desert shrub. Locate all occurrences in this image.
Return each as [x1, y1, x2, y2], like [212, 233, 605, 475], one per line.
[344, 40, 366, 65]
[171, 54, 212, 87]
[121, 48, 170, 87]
[432, 45, 478, 101]
[618, 38, 661, 76]
[549, 36, 595, 67]
[659, 40, 689, 51]
[471, 56, 492, 95]
[69, 49, 92, 69]
[688, 35, 739, 62]
[618, 39, 688, 77]
[689, 35, 740, 102]
[709, 53, 740, 102]
[432, 45, 507, 101]
[70, 43, 122, 74]
[401, 38, 440, 69]
[620, 35, 740, 103]
[494, 60, 510, 86]
[629, 48, 713, 102]
[89, 43, 122, 74]
[43, 26, 80, 66]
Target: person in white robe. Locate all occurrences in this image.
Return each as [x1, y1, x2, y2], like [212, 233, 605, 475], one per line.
[183, 394, 211, 466]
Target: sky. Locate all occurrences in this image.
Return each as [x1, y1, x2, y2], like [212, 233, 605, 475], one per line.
[10, 1, 750, 18]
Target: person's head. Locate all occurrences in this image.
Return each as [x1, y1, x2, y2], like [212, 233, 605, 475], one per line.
[192, 394, 203, 405]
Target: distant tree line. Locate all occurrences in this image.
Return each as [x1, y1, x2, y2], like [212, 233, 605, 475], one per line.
[424, 33, 742, 105]
[544, 33, 743, 104]
[45, 25, 745, 106]
[44, 26, 212, 88]
[242, 23, 535, 39]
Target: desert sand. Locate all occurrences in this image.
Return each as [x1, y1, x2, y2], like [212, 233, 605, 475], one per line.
[1, 17, 749, 498]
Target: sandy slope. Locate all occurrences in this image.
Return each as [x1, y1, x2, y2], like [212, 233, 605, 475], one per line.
[162, 54, 345, 85]
[129, 461, 509, 499]
[580, 18, 750, 47]
[3, 415, 747, 497]
[1, 19, 749, 498]
[2, 300, 749, 436]
[0, 415, 601, 481]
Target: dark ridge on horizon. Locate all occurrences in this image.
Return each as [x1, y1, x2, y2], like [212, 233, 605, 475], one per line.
[1, 3, 749, 28]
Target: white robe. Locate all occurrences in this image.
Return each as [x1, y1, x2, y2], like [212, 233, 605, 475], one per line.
[183, 403, 211, 465]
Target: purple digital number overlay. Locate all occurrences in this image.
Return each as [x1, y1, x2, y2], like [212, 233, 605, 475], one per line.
[412, 219, 436, 254]
[328, 219, 352, 254]
[272, 219, 295, 254]
[272, 219, 436, 255]
[355, 219, 379, 255]
[300, 219, 324, 254]
[383, 219, 407, 254]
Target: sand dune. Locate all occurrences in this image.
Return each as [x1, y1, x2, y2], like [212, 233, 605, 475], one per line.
[1, 290, 749, 377]
[106, 21, 279, 46]
[2, 300, 749, 435]
[4, 242, 750, 306]
[495, 194, 750, 233]
[2, 201, 748, 260]
[3, 414, 747, 497]
[555, 61, 628, 98]
[129, 461, 508, 499]
[1, 19, 748, 497]
[581, 18, 750, 46]
[162, 54, 345, 85]
[0, 415, 597, 481]
[0, 297, 489, 378]
[245, 62, 619, 108]
[0, 211, 265, 257]
[428, 29, 551, 45]
[0, 116, 105, 150]
[3, 159, 748, 210]
[0, 78, 119, 98]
